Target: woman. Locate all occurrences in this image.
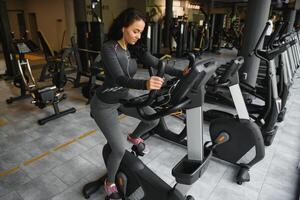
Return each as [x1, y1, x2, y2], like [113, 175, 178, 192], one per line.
[90, 8, 187, 199]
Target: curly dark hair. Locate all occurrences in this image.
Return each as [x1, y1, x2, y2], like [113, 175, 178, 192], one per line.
[107, 8, 148, 58]
[107, 8, 146, 41]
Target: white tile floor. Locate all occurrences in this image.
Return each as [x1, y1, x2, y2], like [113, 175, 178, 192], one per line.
[0, 51, 299, 200]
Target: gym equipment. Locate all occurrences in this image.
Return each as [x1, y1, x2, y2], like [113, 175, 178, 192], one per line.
[71, 36, 104, 88]
[205, 57, 265, 184]
[223, 10, 242, 50]
[37, 31, 76, 90]
[239, 0, 272, 88]
[80, 54, 102, 103]
[8, 40, 76, 125]
[6, 36, 39, 104]
[169, 17, 209, 58]
[150, 56, 264, 184]
[245, 22, 291, 145]
[74, 0, 104, 81]
[82, 54, 224, 199]
[175, 18, 189, 58]
[6, 67, 30, 104]
[260, 22, 300, 122]
[145, 21, 164, 57]
[206, 22, 295, 146]
[189, 21, 210, 57]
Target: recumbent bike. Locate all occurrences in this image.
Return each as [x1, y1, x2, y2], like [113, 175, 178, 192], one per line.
[8, 40, 76, 125]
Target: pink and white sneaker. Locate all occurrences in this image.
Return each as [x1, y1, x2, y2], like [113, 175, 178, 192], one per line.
[127, 135, 149, 155]
[104, 179, 122, 200]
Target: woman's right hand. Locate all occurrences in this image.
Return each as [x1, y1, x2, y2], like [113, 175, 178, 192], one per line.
[146, 76, 164, 90]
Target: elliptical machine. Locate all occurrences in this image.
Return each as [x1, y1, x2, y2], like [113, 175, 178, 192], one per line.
[82, 55, 225, 199]
[241, 22, 289, 146]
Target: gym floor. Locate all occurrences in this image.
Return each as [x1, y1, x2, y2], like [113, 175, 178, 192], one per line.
[0, 50, 299, 200]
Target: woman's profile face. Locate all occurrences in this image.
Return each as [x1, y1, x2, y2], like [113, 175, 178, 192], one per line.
[123, 19, 145, 45]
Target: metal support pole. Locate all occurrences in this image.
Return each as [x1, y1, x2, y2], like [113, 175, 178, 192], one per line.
[73, 0, 89, 72]
[283, 9, 296, 33]
[74, 0, 87, 22]
[0, 0, 17, 78]
[164, 0, 173, 48]
[64, 0, 76, 47]
[295, 10, 300, 27]
[209, 0, 215, 51]
[239, 0, 271, 87]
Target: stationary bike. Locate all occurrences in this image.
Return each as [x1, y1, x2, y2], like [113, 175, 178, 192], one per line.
[140, 55, 265, 184]
[82, 55, 226, 199]
[7, 40, 76, 125]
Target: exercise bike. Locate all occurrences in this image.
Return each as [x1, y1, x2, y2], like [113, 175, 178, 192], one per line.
[7, 40, 76, 125]
[82, 54, 226, 199]
[141, 55, 265, 184]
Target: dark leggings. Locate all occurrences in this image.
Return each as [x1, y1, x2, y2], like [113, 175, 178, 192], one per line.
[90, 95, 159, 183]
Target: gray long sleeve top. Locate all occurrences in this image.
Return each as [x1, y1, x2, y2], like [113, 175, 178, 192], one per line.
[96, 40, 183, 103]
